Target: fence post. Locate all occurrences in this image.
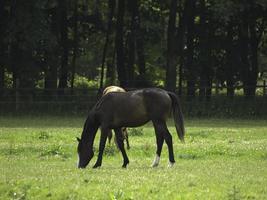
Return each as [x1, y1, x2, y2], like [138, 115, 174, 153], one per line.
[15, 78, 20, 111]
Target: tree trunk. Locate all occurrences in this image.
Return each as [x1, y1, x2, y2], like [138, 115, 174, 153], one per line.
[248, 9, 258, 97]
[44, 7, 59, 96]
[9, 1, 19, 89]
[198, 0, 207, 101]
[44, 49, 58, 98]
[127, 0, 141, 87]
[106, 49, 116, 85]
[100, 0, 116, 89]
[177, 0, 186, 96]
[238, 2, 260, 98]
[198, 0, 212, 101]
[239, 10, 251, 97]
[58, 0, 69, 92]
[225, 23, 235, 97]
[71, 0, 78, 91]
[44, 65, 58, 90]
[115, 0, 127, 87]
[134, 0, 146, 79]
[126, 30, 135, 87]
[166, 0, 178, 92]
[0, 0, 5, 92]
[0, 67, 3, 98]
[185, 0, 196, 99]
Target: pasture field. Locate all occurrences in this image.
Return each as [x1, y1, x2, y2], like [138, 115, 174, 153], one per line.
[0, 116, 267, 200]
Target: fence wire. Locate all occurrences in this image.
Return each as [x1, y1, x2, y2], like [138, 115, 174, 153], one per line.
[0, 87, 266, 118]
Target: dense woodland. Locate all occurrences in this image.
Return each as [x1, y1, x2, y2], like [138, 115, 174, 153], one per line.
[0, 0, 267, 101]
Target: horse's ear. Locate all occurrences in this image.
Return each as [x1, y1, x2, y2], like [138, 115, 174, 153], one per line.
[76, 137, 81, 142]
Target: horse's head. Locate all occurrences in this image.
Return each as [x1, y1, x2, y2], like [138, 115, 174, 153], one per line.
[77, 137, 94, 168]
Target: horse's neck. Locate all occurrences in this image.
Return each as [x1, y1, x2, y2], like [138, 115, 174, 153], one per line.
[81, 113, 99, 145]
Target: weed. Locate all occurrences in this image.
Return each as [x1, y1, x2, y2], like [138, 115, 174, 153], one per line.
[61, 191, 78, 200]
[8, 184, 31, 200]
[261, 152, 267, 160]
[128, 128, 144, 136]
[178, 153, 198, 160]
[142, 143, 152, 156]
[110, 189, 124, 200]
[227, 185, 243, 200]
[6, 141, 18, 155]
[38, 131, 50, 140]
[40, 144, 70, 159]
[103, 145, 117, 156]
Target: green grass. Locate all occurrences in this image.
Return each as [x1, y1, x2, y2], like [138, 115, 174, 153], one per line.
[0, 116, 267, 199]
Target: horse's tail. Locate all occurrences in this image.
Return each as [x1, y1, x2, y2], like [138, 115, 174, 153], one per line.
[167, 92, 185, 143]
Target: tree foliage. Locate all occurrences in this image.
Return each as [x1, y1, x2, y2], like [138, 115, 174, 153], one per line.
[0, 0, 266, 98]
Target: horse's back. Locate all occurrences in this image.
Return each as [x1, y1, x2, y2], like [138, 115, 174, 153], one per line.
[103, 86, 125, 95]
[142, 88, 172, 119]
[100, 88, 170, 110]
[96, 88, 172, 128]
[96, 89, 147, 127]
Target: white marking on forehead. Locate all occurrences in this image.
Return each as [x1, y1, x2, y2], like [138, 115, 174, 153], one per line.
[151, 154, 160, 167]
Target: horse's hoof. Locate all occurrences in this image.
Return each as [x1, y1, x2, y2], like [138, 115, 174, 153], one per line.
[151, 163, 159, 168]
[151, 155, 160, 167]
[93, 163, 101, 168]
[122, 160, 129, 168]
[122, 163, 128, 168]
[168, 162, 175, 168]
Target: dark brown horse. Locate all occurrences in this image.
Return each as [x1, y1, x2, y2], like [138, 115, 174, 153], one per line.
[77, 88, 185, 168]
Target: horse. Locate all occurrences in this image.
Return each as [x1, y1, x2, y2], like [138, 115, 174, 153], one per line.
[102, 85, 126, 95]
[77, 88, 185, 169]
[102, 86, 130, 149]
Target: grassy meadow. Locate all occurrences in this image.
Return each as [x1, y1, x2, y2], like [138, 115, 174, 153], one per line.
[0, 116, 267, 199]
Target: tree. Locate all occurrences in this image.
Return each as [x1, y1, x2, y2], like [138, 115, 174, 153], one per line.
[0, 0, 266, 101]
[184, 0, 196, 98]
[225, 22, 235, 97]
[58, 0, 69, 92]
[198, 0, 212, 101]
[70, 0, 79, 91]
[166, 0, 178, 92]
[116, 0, 127, 87]
[0, 0, 6, 92]
[100, 0, 116, 89]
[133, 0, 146, 86]
[237, 1, 266, 97]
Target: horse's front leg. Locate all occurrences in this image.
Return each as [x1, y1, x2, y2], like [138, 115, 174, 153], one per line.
[114, 128, 129, 168]
[93, 127, 109, 168]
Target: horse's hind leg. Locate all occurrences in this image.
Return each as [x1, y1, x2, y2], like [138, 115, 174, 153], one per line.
[153, 120, 175, 167]
[123, 128, 130, 149]
[162, 122, 175, 166]
[114, 128, 129, 168]
[107, 129, 112, 145]
[93, 127, 109, 168]
[151, 120, 164, 167]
